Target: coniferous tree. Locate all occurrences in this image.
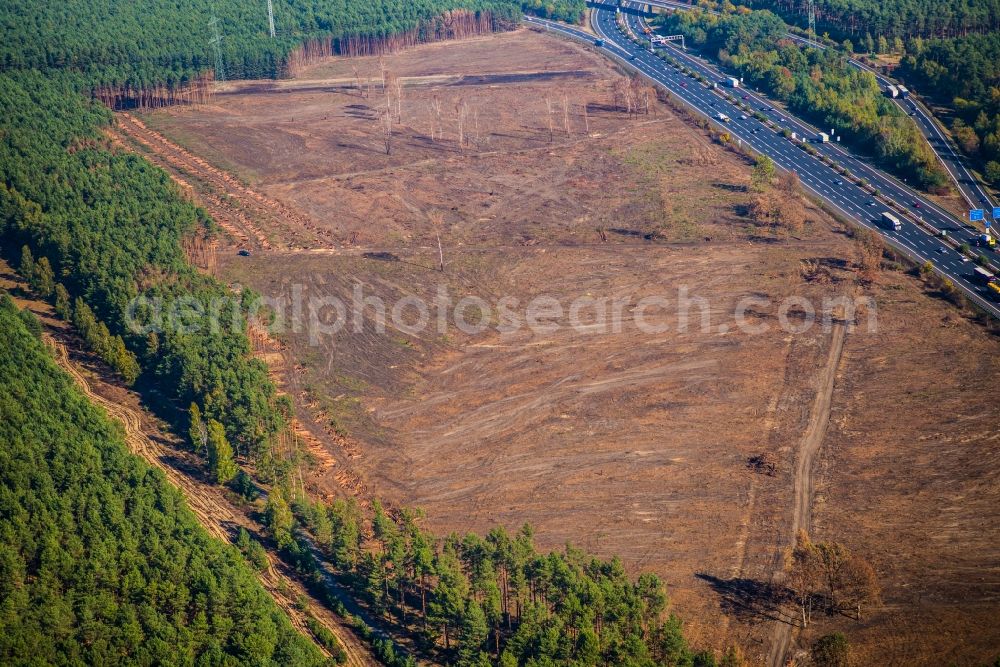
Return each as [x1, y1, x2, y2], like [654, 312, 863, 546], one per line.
[429, 541, 468, 650]
[19, 245, 34, 283]
[265, 487, 295, 550]
[53, 283, 71, 320]
[207, 418, 238, 484]
[31, 257, 55, 297]
[0, 296, 325, 666]
[189, 402, 207, 453]
[457, 598, 491, 667]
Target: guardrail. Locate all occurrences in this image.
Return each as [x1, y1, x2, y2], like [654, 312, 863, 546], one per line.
[532, 12, 1000, 318]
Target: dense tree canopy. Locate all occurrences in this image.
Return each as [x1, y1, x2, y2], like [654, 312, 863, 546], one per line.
[0, 295, 327, 666]
[898, 32, 1000, 186]
[521, 0, 586, 22]
[655, 7, 950, 190]
[286, 500, 700, 666]
[0, 0, 702, 663]
[0, 71, 286, 466]
[740, 0, 1000, 40]
[0, 0, 529, 86]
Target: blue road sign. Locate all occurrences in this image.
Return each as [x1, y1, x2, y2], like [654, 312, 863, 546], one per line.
[970, 209, 985, 221]
[986, 220, 992, 229]
[993, 206, 1000, 219]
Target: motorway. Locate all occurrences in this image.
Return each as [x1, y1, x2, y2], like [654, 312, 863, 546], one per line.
[524, 5, 1000, 318]
[625, 0, 998, 213]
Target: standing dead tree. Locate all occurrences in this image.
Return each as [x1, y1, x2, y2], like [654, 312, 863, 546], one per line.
[613, 78, 633, 116]
[545, 98, 555, 142]
[638, 83, 653, 116]
[854, 228, 884, 284]
[377, 54, 388, 92]
[428, 210, 446, 272]
[785, 530, 882, 627]
[380, 107, 394, 155]
[429, 96, 444, 143]
[393, 76, 403, 122]
[456, 99, 470, 150]
[384, 73, 394, 115]
[382, 70, 404, 123]
[786, 530, 823, 628]
[472, 107, 482, 149]
[351, 65, 365, 98]
[614, 76, 655, 118]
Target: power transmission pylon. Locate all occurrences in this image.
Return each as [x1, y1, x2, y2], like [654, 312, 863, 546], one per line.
[209, 15, 225, 82]
[267, 0, 276, 38]
[807, 0, 816, 39]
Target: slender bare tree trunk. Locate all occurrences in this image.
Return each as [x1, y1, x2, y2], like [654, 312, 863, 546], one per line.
[431, 96, 443, 142]
[456, 99, 468, 150]
[395, 78, 403, 122]
[429, 211, 445, 272]
[352, 65, 364, 97]
[380, 108, 393, 155]
[545, 98, 554, 142]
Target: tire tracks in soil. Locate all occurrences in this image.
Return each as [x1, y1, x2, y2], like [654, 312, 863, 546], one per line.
[767, 322, 847, 667]
[111, 113, 324, 251]
[44, 335, 374, 667]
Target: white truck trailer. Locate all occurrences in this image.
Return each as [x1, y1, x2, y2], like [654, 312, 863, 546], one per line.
[881, 211, 902, 231]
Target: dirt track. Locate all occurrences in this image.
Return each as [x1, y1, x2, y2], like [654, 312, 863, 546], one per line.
[133, 28, 1000, 665]
[767, 322, 846, 667]
[155, 30, 862, 655]
[44, 335, 374, 667]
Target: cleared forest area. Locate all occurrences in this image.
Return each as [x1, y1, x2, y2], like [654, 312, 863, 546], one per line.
[139, 28, 1000, 664]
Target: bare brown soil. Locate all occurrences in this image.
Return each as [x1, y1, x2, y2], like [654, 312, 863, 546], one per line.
[767, 322, 846, 667]
[138, 28, 1000, 665]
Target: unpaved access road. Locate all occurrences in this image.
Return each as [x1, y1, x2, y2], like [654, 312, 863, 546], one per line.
[44, 335, 375, 667]
[767, 322, 847, 667]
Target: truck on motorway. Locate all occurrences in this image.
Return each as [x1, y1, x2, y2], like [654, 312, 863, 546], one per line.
[725, 77, 739, 88]
[972, 266, 996, 285]
[885, 84, 899, 98]
[898, 85, 910, 98]
[816, 132, 829, 143]
[715, 113, 730, 122]
[881, 211, 902, 231]
[989, 282, 1000, 301]
[976, 233, 996, 248]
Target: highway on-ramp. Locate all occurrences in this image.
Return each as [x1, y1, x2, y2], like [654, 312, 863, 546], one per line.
[524, 7, 1000, 318]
